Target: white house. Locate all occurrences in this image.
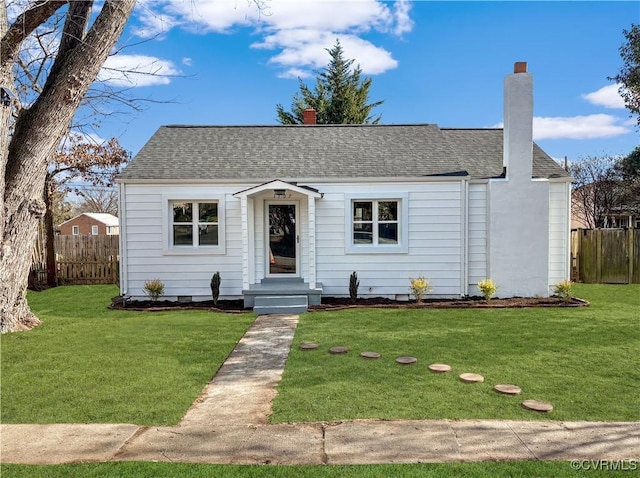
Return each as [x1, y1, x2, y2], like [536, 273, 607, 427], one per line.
[117, 63, 572, 313]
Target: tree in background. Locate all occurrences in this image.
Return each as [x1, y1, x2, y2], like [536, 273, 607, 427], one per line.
[276, 40, 383, 124]
[1, 1, 135, 333]
[570, 151, 640, 229]
[73, 188, 119, 217]
[617, 145, 640, 179]
[610, 24, 640, 127]
[616, 146, 640, 219]
[570, 155, 624, 229]
[43, 136, 128, 287]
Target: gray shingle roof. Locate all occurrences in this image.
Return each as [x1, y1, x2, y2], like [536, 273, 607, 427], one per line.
[118, 124, 569, 182]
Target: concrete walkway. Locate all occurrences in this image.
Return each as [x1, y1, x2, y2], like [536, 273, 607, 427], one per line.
[2, 314, 639, 465]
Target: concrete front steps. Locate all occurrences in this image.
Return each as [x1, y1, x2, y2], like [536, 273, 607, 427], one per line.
[244, 277, 322, 314]
[253, 295, 309, 315]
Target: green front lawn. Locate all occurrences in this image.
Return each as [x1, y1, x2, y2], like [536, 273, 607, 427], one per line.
[0, 286, 255, 425]
[271, 284, 640, 423]
[2, 284, 638, 426]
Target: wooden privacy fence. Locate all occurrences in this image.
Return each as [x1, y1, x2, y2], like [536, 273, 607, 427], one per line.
[30, 235, 120, 287]
[571, 228, 639, 284]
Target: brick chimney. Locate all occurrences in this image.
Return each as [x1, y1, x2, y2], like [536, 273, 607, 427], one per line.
[503, 61, 533, 182]
[303, 108, 317, 125]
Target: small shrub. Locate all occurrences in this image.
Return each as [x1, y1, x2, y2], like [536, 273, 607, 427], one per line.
[477, 278, 497, 302]
[210, 271, 221, 305]
[143, 279, 164, 301]
[553, 280, 573, 302]
[409, 276, 432, 303]
[349, 271, 360, 304]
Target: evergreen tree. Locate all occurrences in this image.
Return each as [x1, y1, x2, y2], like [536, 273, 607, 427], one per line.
[276, 40, 383, 124]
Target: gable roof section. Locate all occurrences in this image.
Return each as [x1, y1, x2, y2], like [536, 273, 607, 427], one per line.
[118, 124, 569, 182]
[234, 179, 322, 198]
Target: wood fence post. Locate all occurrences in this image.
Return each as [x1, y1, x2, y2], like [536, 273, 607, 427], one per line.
[629, 228, 635, 285]
[596, 228, 602, 284]
[574, 230, 580, 282]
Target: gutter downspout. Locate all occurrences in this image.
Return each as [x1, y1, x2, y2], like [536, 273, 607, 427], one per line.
[461, 178, 469, 297]
[118, 182, 128, 296]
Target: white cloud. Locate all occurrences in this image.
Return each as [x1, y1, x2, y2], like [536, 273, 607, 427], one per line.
[393, 0, 414, 36]
[133, 0, 412, 77]
[533, 114, 630, 140]
[582, 84, 626, 109]
[98, 54, 181, 87]
[278, 67, 313, 80]
[131, 7, 177, 39]
[257, 30, 398, 77]
[182, 57, 193, 66]
[491, 114, 631, 140]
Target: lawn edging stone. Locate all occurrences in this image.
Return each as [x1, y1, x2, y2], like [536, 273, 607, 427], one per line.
[522, 400, 554, 413]
[396, 356, 418, 365]
[459, 373, 484, 383]
[299, 343, 318, 351]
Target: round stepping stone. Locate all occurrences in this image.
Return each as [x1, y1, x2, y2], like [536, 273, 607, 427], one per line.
[494, 384, 522, 395]
[329, 346, 349, 354]
[396, 356, 417, 365]
[299, 343, 318, 350]
[360, 351, 381, 359]
[428, 363, 452, 373]
[459, 373, 484, 383]
[522, 399, 553, 413]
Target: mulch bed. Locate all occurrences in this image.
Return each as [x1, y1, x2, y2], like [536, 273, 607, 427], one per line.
[311, 296, 589, 311]
[110, 295, 588, 313]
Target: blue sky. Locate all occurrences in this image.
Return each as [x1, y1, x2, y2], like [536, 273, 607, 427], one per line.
[94, 0, 639, 163]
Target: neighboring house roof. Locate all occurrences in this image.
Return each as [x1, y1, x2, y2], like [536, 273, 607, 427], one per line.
[59, 213, 119, 228]
[118, 124, 570, 182]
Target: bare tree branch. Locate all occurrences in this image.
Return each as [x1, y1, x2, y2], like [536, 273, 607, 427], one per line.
[1, 0, 67, 67]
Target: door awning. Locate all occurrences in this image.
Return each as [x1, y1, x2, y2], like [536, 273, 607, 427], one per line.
[233, 179, 323, 199]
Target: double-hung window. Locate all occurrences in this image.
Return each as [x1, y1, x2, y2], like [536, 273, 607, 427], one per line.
[353, 200, 399, 245]
[162, 191, 226, 255]
[171, 201, 219, 247]
[346, 193, 408, 253]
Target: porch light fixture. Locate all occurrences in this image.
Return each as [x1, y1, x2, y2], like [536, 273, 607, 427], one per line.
[273, 189, 287, 199]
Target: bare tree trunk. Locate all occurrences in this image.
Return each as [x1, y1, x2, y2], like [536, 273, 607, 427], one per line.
[44, 178, 57, 288]
[1, 0, 136, 333]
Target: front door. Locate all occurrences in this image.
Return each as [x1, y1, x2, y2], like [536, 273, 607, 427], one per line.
[267, 203, 298, 275]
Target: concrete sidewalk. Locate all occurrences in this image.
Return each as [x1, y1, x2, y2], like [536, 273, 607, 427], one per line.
[2, 420, 639, 465]
[2, 314, 639, 465]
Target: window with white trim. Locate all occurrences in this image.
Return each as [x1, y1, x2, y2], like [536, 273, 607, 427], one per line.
[353, 200, 399, 245]
[91, 225, 99, 235]
[345, 193, 408, 254]
[72, 225, 79, 235]
[171, 201, 219, 247]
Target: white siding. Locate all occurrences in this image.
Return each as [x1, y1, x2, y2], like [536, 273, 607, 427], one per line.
[123, 184, 246, 300]
[122, 180, 467, 300]
[467, 183, 488, 295]
[314, 181, 464, 298]
[548, 181, 571, 287]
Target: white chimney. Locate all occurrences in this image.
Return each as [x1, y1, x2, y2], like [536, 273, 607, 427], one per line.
[503, 62, 533, 181]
